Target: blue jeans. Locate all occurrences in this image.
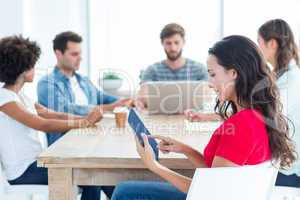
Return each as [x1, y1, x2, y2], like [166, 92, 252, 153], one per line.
[276, 172, 300, 188]
[8, 161, 114, 200]
[111, 181, 187, 200]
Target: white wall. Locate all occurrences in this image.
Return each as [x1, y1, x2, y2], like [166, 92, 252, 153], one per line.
[1, 0, 89, 72]
[89, 0, 222, 90]
[23, 0, 89, 73]
[0, 0, 89, 101]
[1, 0, 300, 96]
[0, 0, 24, 37]
[88, 0, 300, 90]
[224, 0, 300, 45]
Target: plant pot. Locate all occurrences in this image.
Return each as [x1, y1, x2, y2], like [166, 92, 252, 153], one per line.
[99, 79, 123, 91]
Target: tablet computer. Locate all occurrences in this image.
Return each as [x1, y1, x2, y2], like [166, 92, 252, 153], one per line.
[128, 109, 159, 160]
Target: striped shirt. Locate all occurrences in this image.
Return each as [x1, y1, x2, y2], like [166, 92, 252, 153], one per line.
[140, 58, 208, 83]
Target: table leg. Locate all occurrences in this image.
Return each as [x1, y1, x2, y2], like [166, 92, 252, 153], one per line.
[48, 168, 77, 200]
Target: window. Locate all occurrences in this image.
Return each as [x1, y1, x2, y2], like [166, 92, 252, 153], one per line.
[89, 0, 222, 89]
[223, 0, 300, 45]
[23, 0, 89, 74]
[21, 0, 89, 100]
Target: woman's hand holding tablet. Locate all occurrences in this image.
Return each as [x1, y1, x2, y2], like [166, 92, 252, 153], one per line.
[128, 109, 159, 160]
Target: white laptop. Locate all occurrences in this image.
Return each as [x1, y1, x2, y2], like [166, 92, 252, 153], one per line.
[143, 81, 214, 115]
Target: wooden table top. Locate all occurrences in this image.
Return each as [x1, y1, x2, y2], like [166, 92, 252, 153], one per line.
[38, 113, 220, 169]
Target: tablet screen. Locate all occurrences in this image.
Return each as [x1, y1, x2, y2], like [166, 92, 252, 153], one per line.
[128, 109, 159, 160]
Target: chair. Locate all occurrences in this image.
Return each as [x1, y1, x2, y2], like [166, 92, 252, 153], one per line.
[186, 162, 278, 200]
[271, 186, 300, 200]
[0, 163, 48, 200]
[0, 132, 49, 200]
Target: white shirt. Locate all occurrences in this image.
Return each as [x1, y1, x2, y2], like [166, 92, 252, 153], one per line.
[277, 61, 300, 176]
[0, 88, 42, 180]
[69, 76, 88, 106]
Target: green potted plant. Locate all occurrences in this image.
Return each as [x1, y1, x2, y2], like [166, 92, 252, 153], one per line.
[99, 71, 123, 91]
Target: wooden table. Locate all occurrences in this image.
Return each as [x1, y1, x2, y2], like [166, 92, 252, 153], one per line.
[37, 113, 218, 200]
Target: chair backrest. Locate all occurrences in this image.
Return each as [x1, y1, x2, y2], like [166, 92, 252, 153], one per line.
[0, 162, 9, 195]
[272, 186, 300, 200]
[187, 162, 278, 200]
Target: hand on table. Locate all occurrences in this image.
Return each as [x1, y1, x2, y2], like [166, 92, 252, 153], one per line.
[184, 109, 220, 122]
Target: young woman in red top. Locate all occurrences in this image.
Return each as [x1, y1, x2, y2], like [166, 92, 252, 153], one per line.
[111, 35, 296, 200]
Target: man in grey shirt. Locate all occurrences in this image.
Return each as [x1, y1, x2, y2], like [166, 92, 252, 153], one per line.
[137, 23, 208, 110]
[140, 23, 208, 83]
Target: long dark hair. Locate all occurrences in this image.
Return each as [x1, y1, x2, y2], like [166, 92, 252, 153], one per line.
[209, 35, 296, 168]
[258, 19, 300, 78]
